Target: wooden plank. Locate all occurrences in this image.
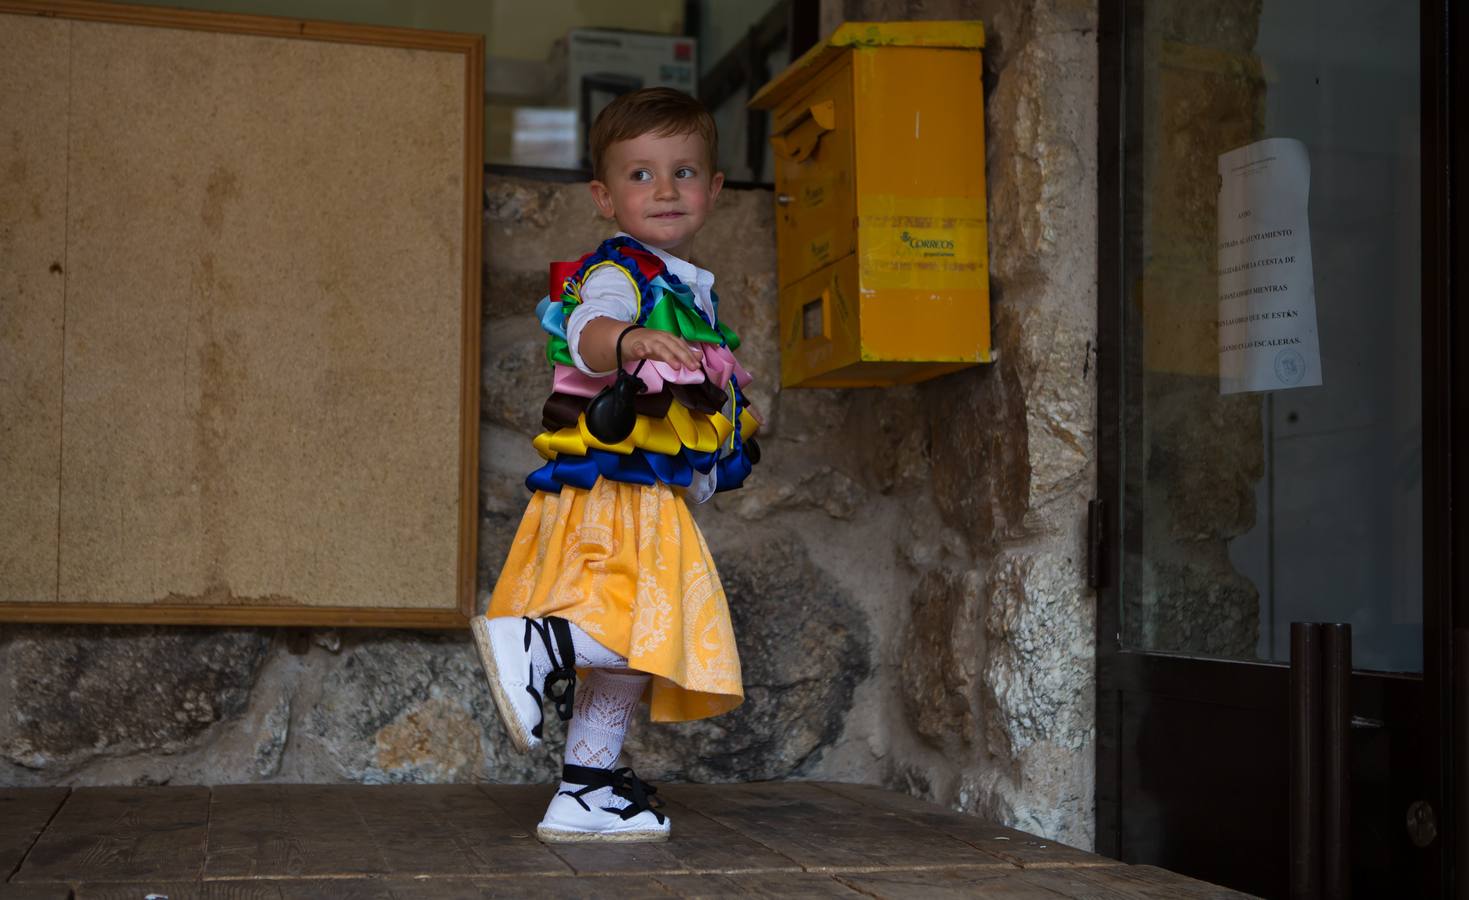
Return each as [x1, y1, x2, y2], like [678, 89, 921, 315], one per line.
[78, 885, 241, 900]
[0, 884, 75, 900]
[836, 867, 1070, 899]
[12, 787, 209, 883]
[79, 882, 378, 899]
[348, 784, 569, 877]
[654, 871, 865, 897]
[0, 789, 69, 878]
[204, 785, 385, 879]
[672, 782, 1014, 872]
[648, 790, 803, 873]
[36, 785, 1246, 899]
[480, 784, 811, 876]
[84, 875, 683, 899]
[420, 877, 675, 899]
[815, 783, 1112, 870]
[1020, 865, 1257, 900]
[82, 876, 679, 900]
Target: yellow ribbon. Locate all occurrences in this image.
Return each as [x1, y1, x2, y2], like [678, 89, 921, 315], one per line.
[532, 406, 761, 461]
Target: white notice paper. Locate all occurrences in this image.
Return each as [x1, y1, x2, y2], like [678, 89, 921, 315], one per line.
[1217, 138, 1323, 394]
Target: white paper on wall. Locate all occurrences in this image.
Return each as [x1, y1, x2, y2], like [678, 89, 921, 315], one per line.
[1217, 138, 1323, 394]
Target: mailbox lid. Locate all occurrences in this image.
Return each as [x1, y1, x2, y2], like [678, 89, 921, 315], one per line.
[749, 20, 985, 112]
[771, 58, 856, 287]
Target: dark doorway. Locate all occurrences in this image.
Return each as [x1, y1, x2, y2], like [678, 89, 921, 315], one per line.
[1095, 0, 1461, 896]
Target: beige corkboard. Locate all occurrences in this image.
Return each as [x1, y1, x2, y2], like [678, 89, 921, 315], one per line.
[0, 1, 484, 627]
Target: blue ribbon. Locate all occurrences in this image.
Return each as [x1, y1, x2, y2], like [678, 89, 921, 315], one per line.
[712, 373, 755, 492]
[567, 237, 664, 323]
[535, 294, 567, 340]
[525, 447, 725, 494]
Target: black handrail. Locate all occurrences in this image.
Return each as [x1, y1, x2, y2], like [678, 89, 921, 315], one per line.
[1290, 622, 1352, 900]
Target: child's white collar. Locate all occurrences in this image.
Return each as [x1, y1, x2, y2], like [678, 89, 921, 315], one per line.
[614, 231, 715, 290]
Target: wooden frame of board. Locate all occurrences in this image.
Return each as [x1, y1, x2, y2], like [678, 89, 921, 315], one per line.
[0, 0, 484, 628]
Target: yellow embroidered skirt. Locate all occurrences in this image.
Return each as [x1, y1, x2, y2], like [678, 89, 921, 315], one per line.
[485, 478, 743, 722]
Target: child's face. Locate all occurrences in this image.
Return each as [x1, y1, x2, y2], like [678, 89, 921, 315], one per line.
[589, 130, 723, 256]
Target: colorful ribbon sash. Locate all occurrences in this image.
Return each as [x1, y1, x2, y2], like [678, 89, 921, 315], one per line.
[526, 236, 761, 495]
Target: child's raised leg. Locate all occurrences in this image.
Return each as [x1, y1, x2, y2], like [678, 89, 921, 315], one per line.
[472, 615, 626, 753]
[537, 669, 669, 843]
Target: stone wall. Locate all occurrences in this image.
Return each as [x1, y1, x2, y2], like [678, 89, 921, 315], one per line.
[0, 0, 1103, 851]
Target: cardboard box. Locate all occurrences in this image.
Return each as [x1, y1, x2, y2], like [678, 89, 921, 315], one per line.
[549, 28, 698, 167]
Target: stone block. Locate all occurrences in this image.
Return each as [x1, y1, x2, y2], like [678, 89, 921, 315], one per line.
[842, 385, 931, 495]
[0, 625, 269, 770]
[895, 501, 970, 571]
[761, 388, 850, 445]
[922, 361, 1030, 549]
[252, 694, 291, 777]
[482, 179, 605, 321]
[983, 551, 1092, 759]
[480, 314, 550, 436]
[900, 568, 984, 750]
[302, 630, 558, 784]
[623, 535, 871, 782]
[995, 306, 1097, 520]
[984, 34, 1093, 284]
[723, 464, 867, 522]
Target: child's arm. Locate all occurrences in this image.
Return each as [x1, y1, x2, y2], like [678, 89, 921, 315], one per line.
[578, 316, 702, 372]
[566, 265, 702, 374]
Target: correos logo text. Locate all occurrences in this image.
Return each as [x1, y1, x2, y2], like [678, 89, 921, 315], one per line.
[900, 231, 955, 250]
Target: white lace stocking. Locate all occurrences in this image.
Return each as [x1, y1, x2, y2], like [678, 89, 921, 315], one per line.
[526, 618, 627, 688]
[560, 669, 650, 808]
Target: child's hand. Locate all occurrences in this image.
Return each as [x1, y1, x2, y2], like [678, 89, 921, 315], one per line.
[577, 316, 703, 372]
[622, 328, 703, 370]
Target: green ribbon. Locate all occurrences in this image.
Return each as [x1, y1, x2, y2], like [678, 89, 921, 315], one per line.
[547, 287, 741, 365]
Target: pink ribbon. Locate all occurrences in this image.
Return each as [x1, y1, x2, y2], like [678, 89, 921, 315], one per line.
[553, 344, 753, 399]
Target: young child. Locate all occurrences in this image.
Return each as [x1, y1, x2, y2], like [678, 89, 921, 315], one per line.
[472, 87, 761, 844]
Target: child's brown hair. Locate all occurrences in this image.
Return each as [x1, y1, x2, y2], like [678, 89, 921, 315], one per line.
[588, 87, 718, 180]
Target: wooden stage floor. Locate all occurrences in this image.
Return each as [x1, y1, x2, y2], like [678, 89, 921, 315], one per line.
[1, 781, 1250, 898]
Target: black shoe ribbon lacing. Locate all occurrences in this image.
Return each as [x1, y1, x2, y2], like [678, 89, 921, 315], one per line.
[523, 617, 578, 739]
[559, 763, 666, 823]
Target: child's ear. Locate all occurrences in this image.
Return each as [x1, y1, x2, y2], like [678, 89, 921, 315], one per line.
[588, 180, 616, 219]
[708, 171, 724, 202]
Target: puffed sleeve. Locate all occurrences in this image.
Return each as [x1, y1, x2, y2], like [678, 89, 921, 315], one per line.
[566, 265, 641, 377]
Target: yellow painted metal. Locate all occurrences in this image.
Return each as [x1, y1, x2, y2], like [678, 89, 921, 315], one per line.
[751, 21, 991, 388]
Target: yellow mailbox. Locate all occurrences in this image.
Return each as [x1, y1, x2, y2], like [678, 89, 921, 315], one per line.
[749, 21, 992, 388]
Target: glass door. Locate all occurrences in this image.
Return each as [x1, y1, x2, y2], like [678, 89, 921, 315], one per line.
[1096, 0, 1454, 896]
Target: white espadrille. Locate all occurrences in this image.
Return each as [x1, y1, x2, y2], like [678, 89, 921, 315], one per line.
[536, 765, 671, 843]
[472, 616, 580, 754]
[471, 616, 540, 752]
